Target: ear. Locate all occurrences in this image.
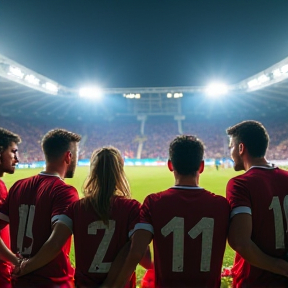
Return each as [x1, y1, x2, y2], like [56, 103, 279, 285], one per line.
[64, 151, 72, 164]
[198, 160, 205, 174]
[239, 143, 244, 155]
[167, 159, 173, 172]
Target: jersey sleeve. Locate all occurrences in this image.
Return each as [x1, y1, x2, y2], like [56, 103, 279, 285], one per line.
[55, 202, 75, 233]
[0, 181, 9, 227]
[226, 177, 252, 218]
[134, 195, 154, 234]
[127, 199, 141, 237]
[51, 184, 79, 225]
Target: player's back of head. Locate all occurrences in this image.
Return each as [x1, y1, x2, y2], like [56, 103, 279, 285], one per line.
[0, 127, 21, 152]
[41, 128, 81, 162]
[226, 120, 269, 158]
[83, 146, 131, 223]
[169, 135, 204, 176]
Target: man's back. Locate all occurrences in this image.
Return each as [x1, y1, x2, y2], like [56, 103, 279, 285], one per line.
[0, 173, 79, 286]
[227, 166, 288, 286]
[140, 186, 230, 288]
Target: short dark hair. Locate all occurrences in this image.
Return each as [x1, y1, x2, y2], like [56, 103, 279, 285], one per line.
[42, 128, 81, 161]
[169, 135, 204, 176]
[226, 120, 269, 158]
[0, 127, 21, 153]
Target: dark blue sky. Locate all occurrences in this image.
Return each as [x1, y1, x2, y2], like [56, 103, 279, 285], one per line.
[0, 0, 288, 88]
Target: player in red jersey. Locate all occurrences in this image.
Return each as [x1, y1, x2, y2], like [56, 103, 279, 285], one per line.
[107, 135, 230, 288]
[0, 128, 21, 288]
[226, 120, 288, 287]
[13, 146, 142, 288]
[0, 128, 81, 288]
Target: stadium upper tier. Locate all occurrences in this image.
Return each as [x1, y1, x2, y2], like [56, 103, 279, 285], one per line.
[1, 115, 287, 163]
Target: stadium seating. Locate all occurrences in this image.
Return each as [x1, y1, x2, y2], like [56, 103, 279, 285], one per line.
[1, 114, 287, 163]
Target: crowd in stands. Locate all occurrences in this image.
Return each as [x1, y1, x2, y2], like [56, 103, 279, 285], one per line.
[1, 114, 288, 163]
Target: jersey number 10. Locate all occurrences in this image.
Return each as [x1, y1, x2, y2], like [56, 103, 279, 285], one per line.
[269, 196, 288, 249]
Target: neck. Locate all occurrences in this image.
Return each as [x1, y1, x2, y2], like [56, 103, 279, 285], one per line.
[44, 163, 66, 179]
[174, 173, 199, 187]
[244, 157, 269, 171]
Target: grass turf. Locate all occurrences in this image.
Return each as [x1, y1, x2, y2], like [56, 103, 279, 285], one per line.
[3, 165, 241, 287]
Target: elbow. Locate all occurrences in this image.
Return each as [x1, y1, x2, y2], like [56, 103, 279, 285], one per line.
[228, 236, 253, 259]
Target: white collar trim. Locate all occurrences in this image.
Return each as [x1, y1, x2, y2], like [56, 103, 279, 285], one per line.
[39, 172, 63, 181]
[248, 164, 276, 171]
[171, 185, 203, 190]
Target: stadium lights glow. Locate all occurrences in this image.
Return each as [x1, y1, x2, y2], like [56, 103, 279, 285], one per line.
[79, 87, 103, 99]
[205, 83, 228, 97]
[167, 93, 183, 98]
[281, 64, 288, 73]
[8, 66, 24, 79]
[123, 93, 141, 99]
[173, 93, 183, 98]
[24, 74, 40, 86]
[247, 79, 259, 88]
[42, 82, 58, 93]
[258, 74, 269, 84]
[272, 69, 282, 78]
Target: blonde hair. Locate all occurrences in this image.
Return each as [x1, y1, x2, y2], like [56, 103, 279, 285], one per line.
[83, 146, 131, 223]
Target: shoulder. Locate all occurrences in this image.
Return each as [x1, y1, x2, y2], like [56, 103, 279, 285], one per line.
[9, 175, 37, 190]
[202, 189, 229, 206]
[52, 178, 78, 194]
[113, 196, 141, 210]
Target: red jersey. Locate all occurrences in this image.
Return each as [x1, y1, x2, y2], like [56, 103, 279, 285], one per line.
[0, 173, 79, 288]
[58, 196, 141, 288]
[0, 179, 11, 287]
[226, 166, 288, 287]
[136, 186, 230, 288]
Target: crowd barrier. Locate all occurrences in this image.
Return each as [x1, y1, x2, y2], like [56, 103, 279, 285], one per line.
[17, 158, 238, 168]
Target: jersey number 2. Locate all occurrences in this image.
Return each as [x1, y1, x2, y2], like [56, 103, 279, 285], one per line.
[88, 220, 116, 273]
[161, 216, 214, 272]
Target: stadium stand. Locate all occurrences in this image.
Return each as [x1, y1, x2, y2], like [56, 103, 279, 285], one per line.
[1, 113, 287, 163]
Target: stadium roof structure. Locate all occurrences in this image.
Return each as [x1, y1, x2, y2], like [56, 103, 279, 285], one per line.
[0, 52, 288, 119]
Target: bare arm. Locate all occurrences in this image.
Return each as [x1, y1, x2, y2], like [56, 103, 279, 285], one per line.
[102, 230, 153, 288]
[0, 238, 18, 265]
[15, 222, 72, 276]
[228, 213, 288, 277]
[139, 245, 153, 269]
[102, 241, 131, 287]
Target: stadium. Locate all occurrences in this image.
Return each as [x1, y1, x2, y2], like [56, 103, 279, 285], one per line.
[1, 50, 288, 287]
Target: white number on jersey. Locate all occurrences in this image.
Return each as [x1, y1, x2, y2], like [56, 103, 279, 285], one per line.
[161, 216, 214, 272]
[88, 220, 116, 273]
[17, 204, 35, 255]
[269, 196, 288, 249]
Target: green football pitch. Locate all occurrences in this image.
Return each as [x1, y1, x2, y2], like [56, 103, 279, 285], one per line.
[3, 166, 241, 287]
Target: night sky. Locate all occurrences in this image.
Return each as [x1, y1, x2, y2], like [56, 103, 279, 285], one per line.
[0, 0, 288, 89]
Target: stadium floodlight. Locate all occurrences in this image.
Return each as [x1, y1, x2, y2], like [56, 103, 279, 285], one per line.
[8, 66, 24, 79]
[79, 87, 102, 99]
[173, 93, 183, 98]
[43, 82, 58, 93]
[258, 74, 270, 84]
[247, 79, 259, 88]
[124, 93, 141, 99]
[205, 83, 228, 97]
[281, 64, 288, 74]
[167, 93, 172, 98]
[272, 68, 282, 78]
[24, 74, 40, 86]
